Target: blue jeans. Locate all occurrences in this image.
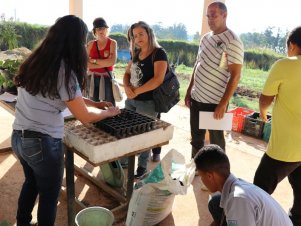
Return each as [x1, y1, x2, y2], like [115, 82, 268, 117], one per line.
[208, 193, 227, 226]
[190, 99, 226, 157]
[125, 99, 158, 169]
[12, 130, 64, 226]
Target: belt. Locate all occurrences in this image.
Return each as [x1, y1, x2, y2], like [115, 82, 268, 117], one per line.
[88, 71, 110, 76]
[15, 130, 48, 138]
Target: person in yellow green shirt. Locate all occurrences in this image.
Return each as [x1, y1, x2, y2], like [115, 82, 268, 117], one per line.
[254, 26, 301, 226]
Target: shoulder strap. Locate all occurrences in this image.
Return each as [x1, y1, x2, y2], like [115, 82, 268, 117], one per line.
[95, 40, 101, 59]
[95, 41, 112, 79]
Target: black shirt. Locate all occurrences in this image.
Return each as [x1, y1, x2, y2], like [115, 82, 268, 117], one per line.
[130, 48, 168, 100]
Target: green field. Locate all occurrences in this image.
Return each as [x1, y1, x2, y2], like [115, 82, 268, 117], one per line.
[230, 67, 270, 112]
[240, 67, 269, 92]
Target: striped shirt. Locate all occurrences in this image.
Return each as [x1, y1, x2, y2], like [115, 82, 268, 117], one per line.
[191, 29, 244, 104]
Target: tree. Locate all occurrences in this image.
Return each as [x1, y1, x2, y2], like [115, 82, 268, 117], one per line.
[193, 32, 200, 43]
[110, 22, 189, 41]
[152, 23, 164, 39]
[168, 23, 188, 40]
[110, 24, 129, 34]
[240, 27, 287, 54]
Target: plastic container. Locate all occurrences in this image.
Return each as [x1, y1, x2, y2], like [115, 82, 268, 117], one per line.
[263, 119, 272, 142]
[228, 107, 255, 132]
[100, 161, 125, 188]
[95, 108, 155, 138]
[75, 206, 114, 226]
[243, 112, 271, 139]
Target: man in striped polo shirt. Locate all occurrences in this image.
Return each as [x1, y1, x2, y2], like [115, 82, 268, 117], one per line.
[185, 1, 244, 158]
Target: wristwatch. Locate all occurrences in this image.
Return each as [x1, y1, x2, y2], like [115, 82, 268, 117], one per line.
[93, 59, 97, 64]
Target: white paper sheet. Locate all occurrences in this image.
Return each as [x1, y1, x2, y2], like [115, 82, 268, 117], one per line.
[0, 92, 17, 102]
[199, 111, 233, 130]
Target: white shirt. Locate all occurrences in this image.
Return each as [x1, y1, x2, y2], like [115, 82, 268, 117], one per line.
[191, 29, 244, 104]
[220, 174, 293, 226]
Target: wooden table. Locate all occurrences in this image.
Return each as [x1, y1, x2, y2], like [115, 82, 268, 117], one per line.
[0, 100, 15, 153]
[64, 120, 174, 226]
[0, 101, 174, 225]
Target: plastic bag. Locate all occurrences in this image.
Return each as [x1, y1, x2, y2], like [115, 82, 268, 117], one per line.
[111, 77, 123, 102]
[126, 149, 195, 226]
[99, 160, 125, 188]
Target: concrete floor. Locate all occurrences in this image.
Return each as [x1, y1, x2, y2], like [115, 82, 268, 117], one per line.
[0, 101, 293, 226]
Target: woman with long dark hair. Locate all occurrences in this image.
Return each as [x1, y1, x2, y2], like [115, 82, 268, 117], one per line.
[11, 15, 120, 226]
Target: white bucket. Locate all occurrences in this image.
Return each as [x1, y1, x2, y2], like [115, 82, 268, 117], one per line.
[75, 206, 114, 226]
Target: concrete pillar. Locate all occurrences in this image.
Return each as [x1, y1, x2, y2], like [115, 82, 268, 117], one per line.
[69, 0, 83, 19]
[201, 0, 226, 36]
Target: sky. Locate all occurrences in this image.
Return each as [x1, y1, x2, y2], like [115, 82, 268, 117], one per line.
[1, 0, 301, 36]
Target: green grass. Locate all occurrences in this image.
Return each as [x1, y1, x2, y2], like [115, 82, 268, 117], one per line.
[240, 67, 269, 92]
[229, 95, 260, 111]
[175, 64, 193, 76]
[113, 63, 270, 112]
[231, 68, 273, 112]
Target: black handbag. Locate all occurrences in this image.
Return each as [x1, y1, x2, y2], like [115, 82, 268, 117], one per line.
[152, 51, 180, 113]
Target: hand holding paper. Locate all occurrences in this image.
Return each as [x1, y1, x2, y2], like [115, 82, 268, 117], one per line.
[199, 111, 233, 130]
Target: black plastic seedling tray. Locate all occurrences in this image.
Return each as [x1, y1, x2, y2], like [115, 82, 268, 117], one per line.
[94, 108, 156, 138]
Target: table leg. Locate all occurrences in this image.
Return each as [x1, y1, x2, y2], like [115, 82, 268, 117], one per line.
[126, 155, 135, 201]
[65, 146, 75, 226]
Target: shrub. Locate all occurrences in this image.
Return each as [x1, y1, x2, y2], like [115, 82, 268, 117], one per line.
[244, 48, 284, 71]
[0, 16, 19, 50]
[0, 59, 20, 89]
[15, 23, 48, 50]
